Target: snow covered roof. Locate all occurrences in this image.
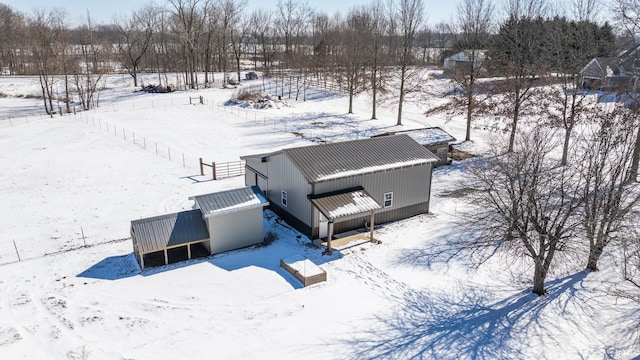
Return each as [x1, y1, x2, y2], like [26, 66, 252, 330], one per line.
[373, 127, 456, 146]
[191, 186, 269, 218]
[131, 209, 209, 254]
[310, 187, 382, 221]
[283, 134, 438, 183]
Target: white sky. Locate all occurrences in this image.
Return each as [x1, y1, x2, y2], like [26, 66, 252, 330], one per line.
[4, 0, 458, 27]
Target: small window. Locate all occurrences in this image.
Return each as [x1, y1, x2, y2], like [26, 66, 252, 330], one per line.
[384, 192, 393, 208]
[281, 190, 288, 207]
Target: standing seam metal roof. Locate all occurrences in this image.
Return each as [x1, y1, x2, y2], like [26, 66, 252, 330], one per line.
[283, 134, 438, 183]
[131, 209, 209, 254]
[191, 186, 269, 217]
[310, 188, 382, 221]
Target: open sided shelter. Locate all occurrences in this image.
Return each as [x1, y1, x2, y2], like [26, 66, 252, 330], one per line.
[131, 186, 269, 270]
[242, 135, 438, 251]
[371, 127, 456, 167]
[131, 210, 209, 270]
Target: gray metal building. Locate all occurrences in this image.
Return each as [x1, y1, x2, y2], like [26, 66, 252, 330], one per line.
[371, 127, 456, 167]
[130, 186, 269, 270]
[241, 135, 439, 245]
[190, 186, 270, 254]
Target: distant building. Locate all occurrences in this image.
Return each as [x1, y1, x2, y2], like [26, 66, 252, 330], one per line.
[580, 47, 640, 91]
[443, 51, 486, 75]
[371, 127, 456, 167]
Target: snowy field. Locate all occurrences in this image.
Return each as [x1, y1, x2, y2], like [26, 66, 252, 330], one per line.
[0, 72, 638, 359]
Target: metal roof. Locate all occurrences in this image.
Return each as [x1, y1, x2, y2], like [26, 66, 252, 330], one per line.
[283, 134, 438, 183]
[310, 187, 382, 221]
[191, 186, 269, 217]
[131, 209, 209, 254]
[372, 127, 456, 146]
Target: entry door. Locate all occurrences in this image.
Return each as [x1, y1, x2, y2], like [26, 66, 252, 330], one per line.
[319, 212, 328, 239]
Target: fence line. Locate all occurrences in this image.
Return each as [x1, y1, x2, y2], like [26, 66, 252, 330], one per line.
[0, 228, 131, 267]
[74, 112, 198, 170]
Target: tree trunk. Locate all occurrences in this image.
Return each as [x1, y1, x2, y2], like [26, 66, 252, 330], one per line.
[532, 258, 547, 295]
[397, 67, 406, 126]
[628, 123, 640, 182]
[371, 65, 377, 120]
[561, 126, 572, 166]
[508, 99, 521, 152]
[466, 89, 473, 141]
[348, 81, 354, 114]
[586, 243, 603, 271]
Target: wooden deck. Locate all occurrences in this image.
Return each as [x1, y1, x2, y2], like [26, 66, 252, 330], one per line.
[313, 230, 381, 250]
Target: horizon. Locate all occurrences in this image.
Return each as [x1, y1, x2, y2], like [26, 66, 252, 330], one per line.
[4, 0, 458, 27]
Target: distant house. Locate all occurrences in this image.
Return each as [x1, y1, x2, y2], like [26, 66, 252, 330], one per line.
[371, 127, 456, 167]
[131, 186, 269, 270]
[580, 47, 640, 91]
[443, 51, 485, 75]
[580, 57, 621, 90]
[241, 135, 439, 250]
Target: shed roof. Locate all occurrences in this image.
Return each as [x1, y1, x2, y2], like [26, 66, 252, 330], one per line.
[310, 187, 382, 221]
[131, 209, 209, 254]
[372, 127, 456, 146]
[280, 134, 438, 183]
[191, 186, 269, 217]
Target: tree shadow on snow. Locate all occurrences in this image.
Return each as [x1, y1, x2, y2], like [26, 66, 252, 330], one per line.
[77, 254, 140, 280]
[335, 272, 592, 359]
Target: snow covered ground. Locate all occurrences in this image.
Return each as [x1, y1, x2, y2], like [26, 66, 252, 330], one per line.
[0, 72, 638, 359]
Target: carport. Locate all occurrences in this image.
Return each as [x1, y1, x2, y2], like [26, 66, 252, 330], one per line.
[130, 209, 210, 270]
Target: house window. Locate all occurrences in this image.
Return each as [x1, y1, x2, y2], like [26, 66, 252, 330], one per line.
[281, 190, 288, 207]
[384, 192, 393, 208]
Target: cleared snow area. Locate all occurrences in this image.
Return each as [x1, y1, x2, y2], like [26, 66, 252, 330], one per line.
[0, 72, 638, 359]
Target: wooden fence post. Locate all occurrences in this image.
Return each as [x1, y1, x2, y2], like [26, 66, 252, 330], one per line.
[199, 158, 204, 176]
[212, 162, 216, 180]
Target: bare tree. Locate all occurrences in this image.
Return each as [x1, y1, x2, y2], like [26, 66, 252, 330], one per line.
[487, 13, 548, 152]
[578, 106, 640, 271]
[451, 0, 494, 142]
[167, 0, 208, 89]
[0, 4, 26, 75]
[545, 17, 615, 165]
[249, 9, 273, 72]
[394, 0, 424, 126]
[369, 0, 389, 120]
[115, 4, 158, 87]
[613, 0, 640, 181]
[29, 9, 59, 116]
[220, 0, 247, 83]
[573, 0, 601, 22]
[202, 2, 220, 87]
[337, 7, 373, 114]
[468, 126, 583, 295]
[73, 14, 106, 110]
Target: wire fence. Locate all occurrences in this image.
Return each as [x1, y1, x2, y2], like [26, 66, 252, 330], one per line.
[73, 111, 202, 171]
[0, 227, 131, 266]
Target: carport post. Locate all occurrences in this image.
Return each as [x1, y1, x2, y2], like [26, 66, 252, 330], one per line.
[369, 210, 375, 243]
[163, 249, 168, 266]
[187, 243, 192, 260]
[140, 253, 145, 270]
[326, 220, 334, 254]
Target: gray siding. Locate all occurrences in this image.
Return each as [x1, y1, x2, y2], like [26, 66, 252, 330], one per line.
[311, 163, 432, 238]
[265, 152, 313, 227]
[426, 144, 450, 167]
[208, 207, 264, 254]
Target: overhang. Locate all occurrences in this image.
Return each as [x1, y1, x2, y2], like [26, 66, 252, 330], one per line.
[131, 209, 209, 254]
[309, 187, 382, 221]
